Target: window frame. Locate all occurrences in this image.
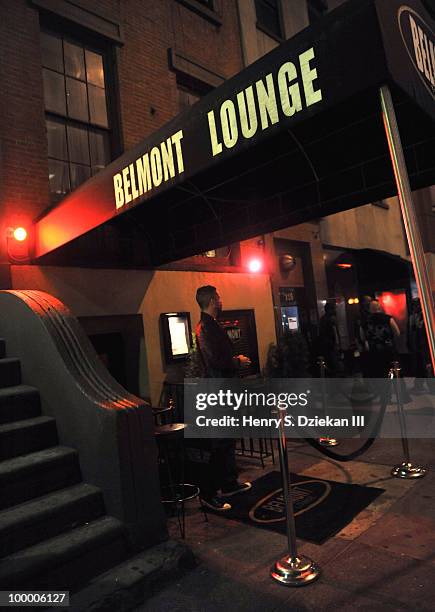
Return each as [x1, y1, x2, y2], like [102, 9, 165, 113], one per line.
[174, 0, 222, 27]
[40, 23, 121, 205]
[254, 0, 285, 42]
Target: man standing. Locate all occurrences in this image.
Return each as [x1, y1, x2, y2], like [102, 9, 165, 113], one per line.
[195, 285, 252, 511]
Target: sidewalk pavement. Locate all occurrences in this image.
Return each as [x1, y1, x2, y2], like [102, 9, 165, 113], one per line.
[136, 435, 435, 612]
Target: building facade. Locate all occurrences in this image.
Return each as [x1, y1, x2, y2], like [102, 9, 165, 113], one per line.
[0, 0, 433, 405]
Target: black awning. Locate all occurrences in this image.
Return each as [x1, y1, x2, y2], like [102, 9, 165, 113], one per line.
[34, 0, 435, 267]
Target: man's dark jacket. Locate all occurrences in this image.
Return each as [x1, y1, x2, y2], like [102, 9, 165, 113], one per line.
[195, 312, 237, 378]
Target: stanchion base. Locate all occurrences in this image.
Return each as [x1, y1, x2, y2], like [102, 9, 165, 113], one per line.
[318, 437, 339, 447]
[271, 555, 320, 586]
[391, 462, 427, 479]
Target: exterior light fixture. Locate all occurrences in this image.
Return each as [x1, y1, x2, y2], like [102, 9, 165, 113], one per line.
[12, 227, 28, 242]
[279, 254, 296, 271]
[6, 226, 28, 240]
[6, 226, 31, 263]
[248, 259, 262, 272]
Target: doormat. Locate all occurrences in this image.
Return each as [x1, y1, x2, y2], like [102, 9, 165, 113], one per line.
[215, 471, 384, 544]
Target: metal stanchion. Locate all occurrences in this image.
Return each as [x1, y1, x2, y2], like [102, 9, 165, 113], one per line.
[270, 407, 320, 586]
[390, 362, 426, 479]
[318, 356, 339, 447]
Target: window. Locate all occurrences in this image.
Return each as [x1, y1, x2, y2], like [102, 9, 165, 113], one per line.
[255, 0, 283, 40]
[174, 64, 214, 113]
[307, 0, 328, 24]
[178, 86, 201, 112]
[41, 30, 112, 203]
[174, 0, 222, 26]
[200, 247, 232, 258]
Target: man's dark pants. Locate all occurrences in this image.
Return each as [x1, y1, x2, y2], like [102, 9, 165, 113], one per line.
[200, 438, 237, 498]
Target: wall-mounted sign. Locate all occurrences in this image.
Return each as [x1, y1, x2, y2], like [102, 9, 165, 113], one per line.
[160, 312, 192, 363]
[218, 310, 260, 376]
[225, 325, 242, 342]
[398, 6, 434, 101]
[113, 47, 322, 211]
[279, 287, 296, 306]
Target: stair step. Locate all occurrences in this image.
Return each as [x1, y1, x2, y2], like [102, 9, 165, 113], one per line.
[0, 416, 58, 460]
[0, 483, 105, 557]
[0, 516, 129, 590]
[0, 340, 5, 359]
[0, 447, 81, 510]
[0, 385, 41, 424]
[71, 540, 195, 612]
[0, 358, 21, 388]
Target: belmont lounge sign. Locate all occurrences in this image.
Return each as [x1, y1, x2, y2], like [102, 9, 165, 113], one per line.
[113, 47, 322, 210]
[398, 6, 435, 99]
[113, 130, 185, 209]
[34, 0, 435, 261]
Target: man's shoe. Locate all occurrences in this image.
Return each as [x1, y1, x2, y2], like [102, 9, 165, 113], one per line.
[200, 496, 232, 511]
[220, 481, 252, 497]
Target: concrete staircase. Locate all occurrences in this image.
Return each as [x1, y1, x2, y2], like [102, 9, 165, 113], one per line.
[0, 338, 130, 591]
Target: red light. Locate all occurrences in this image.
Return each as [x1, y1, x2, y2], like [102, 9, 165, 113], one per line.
[13, 227, 27, 242]
[248, 259, 262, 272]
[337, 263, 352, 269]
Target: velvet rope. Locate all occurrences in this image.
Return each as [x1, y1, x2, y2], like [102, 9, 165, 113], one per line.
[298, 387, 391, 462]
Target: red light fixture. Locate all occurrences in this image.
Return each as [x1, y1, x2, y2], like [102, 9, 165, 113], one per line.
[6, 226, 31, 263]
[248, 259, 262, 273]
[13, 227, 27, 242]
[337, 263, 352, 269]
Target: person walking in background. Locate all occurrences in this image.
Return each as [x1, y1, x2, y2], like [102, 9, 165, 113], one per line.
[355, 295, 372, 377]
[318, 302, 343, 377]
[409, 298, 431, 394]
[365, 299, 400, 378]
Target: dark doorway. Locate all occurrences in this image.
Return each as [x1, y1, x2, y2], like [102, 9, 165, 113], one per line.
[218, 309, 260, 377]
[78, 314, 145, 397]
[88, 332, 127, 390]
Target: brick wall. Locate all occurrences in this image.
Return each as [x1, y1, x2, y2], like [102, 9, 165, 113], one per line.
[0, 0, 48, 265]
[118, 0, 243, 150]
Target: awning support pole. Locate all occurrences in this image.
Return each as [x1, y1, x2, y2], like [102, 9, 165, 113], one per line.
[379, 84, 435, 375]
